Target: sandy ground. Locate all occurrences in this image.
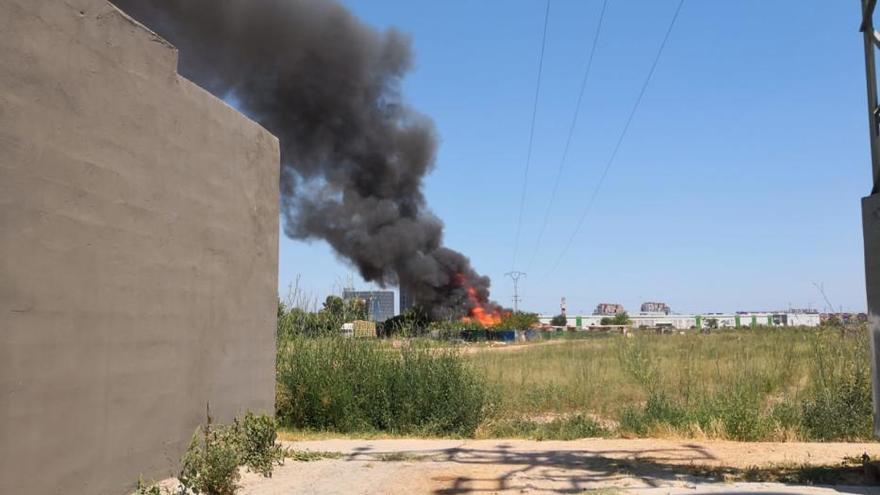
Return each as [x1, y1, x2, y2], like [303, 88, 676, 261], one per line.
[230, 438, 880, 494]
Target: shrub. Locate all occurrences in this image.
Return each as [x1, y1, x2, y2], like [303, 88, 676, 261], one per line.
[769, 400, 801, 431]
[179, 423, 241, 495]
[276, 336, 487, 436]
[177, 411, 283, 495]
[706, 387, 765, 441]
[550, 314, 568, 326]
[801, 367, 873, 441]
[619, 392, 688, 437]
[801, 384, 872, 441]
[800, 331, 873, 441]
[235, 412, 285, 477]
[134, 477, 165, 495]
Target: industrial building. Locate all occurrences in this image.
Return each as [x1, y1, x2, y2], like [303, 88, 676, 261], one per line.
[399, 285, 417, 314]
[342, 290, 395, 322]
[540, 310, 821, 329]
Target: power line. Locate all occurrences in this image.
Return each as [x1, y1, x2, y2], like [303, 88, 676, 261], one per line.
[511, 0, 551, 270]
[526, 0, 608, 272]
[547, 0, 685, 275]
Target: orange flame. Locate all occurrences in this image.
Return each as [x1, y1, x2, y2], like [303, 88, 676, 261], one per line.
[462, 286, 504, 327]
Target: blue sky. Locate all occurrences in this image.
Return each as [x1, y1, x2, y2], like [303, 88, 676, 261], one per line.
[278, 0, 871, 315]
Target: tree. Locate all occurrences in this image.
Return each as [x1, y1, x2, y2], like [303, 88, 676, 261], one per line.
[611, 312, 631, 325]
[343, 297, 367, 321]
[380, 307, 429, 337]
[601, 312, 631, 326]
[321, 295, 344, 316]
[499, 312, 540, 330]
[550, 314, 568, 327]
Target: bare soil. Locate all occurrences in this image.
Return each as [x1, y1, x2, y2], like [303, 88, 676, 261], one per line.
[234, 438, 880, 494]
[456, 338, 575, 355]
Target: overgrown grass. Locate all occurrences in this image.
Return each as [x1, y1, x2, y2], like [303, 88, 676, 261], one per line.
[276, 335, 487, 436]
[275, 316, 873, 442]
[474, 327, 874, 442]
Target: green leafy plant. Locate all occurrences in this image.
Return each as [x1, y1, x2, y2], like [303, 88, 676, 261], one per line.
[498, 311, 540, 330]
[550, 314, 568, 326]
[177, 410, 283, 494]
[179, 422, 241, 495]
[134, 477, 166, 495]
[235, 412, 285, 477]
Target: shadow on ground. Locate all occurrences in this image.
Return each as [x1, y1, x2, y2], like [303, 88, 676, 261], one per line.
[338, 443, 876, 494]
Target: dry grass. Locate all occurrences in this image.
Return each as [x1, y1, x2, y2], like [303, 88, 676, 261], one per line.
[469, 327, 873, 441]
[275, 326, 873, 442]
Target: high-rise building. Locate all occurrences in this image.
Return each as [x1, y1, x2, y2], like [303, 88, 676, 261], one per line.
[399, 285, 416, 314]
[593, 303, 625, 316]
[640, 302, 670, 315]
[342, 290, 394, 322]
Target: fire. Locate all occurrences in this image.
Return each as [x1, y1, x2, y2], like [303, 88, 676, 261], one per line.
[462, 286, 504, 327]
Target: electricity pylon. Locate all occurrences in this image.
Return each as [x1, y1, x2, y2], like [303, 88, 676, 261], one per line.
[505, 271, 527, 313]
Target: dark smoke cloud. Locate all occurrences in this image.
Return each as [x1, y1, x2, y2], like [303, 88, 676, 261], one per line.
[112, 0, 498, 317]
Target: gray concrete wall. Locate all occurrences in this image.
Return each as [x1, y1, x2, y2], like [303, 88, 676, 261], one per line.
[863, 193, 880, 438]
[0, 1, 280, 493]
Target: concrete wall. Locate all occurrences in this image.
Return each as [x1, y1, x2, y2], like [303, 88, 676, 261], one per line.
[0, 1, 280, 493]
[863, 193, 880, 438]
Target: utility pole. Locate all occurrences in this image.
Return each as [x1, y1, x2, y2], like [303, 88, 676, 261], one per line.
[505, 271, 526, 313]
[859, 0, 880, 438]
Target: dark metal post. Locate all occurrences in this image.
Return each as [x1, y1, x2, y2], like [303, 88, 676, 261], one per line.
[860, 0, 880, 438]
[861, 0, 880, 192]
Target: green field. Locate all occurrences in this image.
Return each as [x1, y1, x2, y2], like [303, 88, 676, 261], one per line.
[473, 328, 872, 441]
[275, 324, 874, 442]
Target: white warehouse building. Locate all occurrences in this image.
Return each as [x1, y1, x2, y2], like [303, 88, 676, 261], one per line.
[539, 311, 821, 330]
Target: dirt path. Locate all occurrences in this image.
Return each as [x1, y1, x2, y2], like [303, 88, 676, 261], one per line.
[457, 338, 578, 355]
[237, 438, 880, 494]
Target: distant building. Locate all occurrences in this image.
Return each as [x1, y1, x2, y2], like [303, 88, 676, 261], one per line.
[539, 311, 821, 330]
[594, 303, 625, 316]
[640, 302, 670, 315]
[399, 285, 417, 314]
[342, 290, 394, 322]
[341, 320, 377, 338]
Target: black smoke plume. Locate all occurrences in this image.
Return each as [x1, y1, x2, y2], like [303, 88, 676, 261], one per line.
[112, 0, 499, 318]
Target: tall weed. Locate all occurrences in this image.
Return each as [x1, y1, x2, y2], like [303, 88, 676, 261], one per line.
[276, 336, 486, 436]
[800, 330, 873, 440]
